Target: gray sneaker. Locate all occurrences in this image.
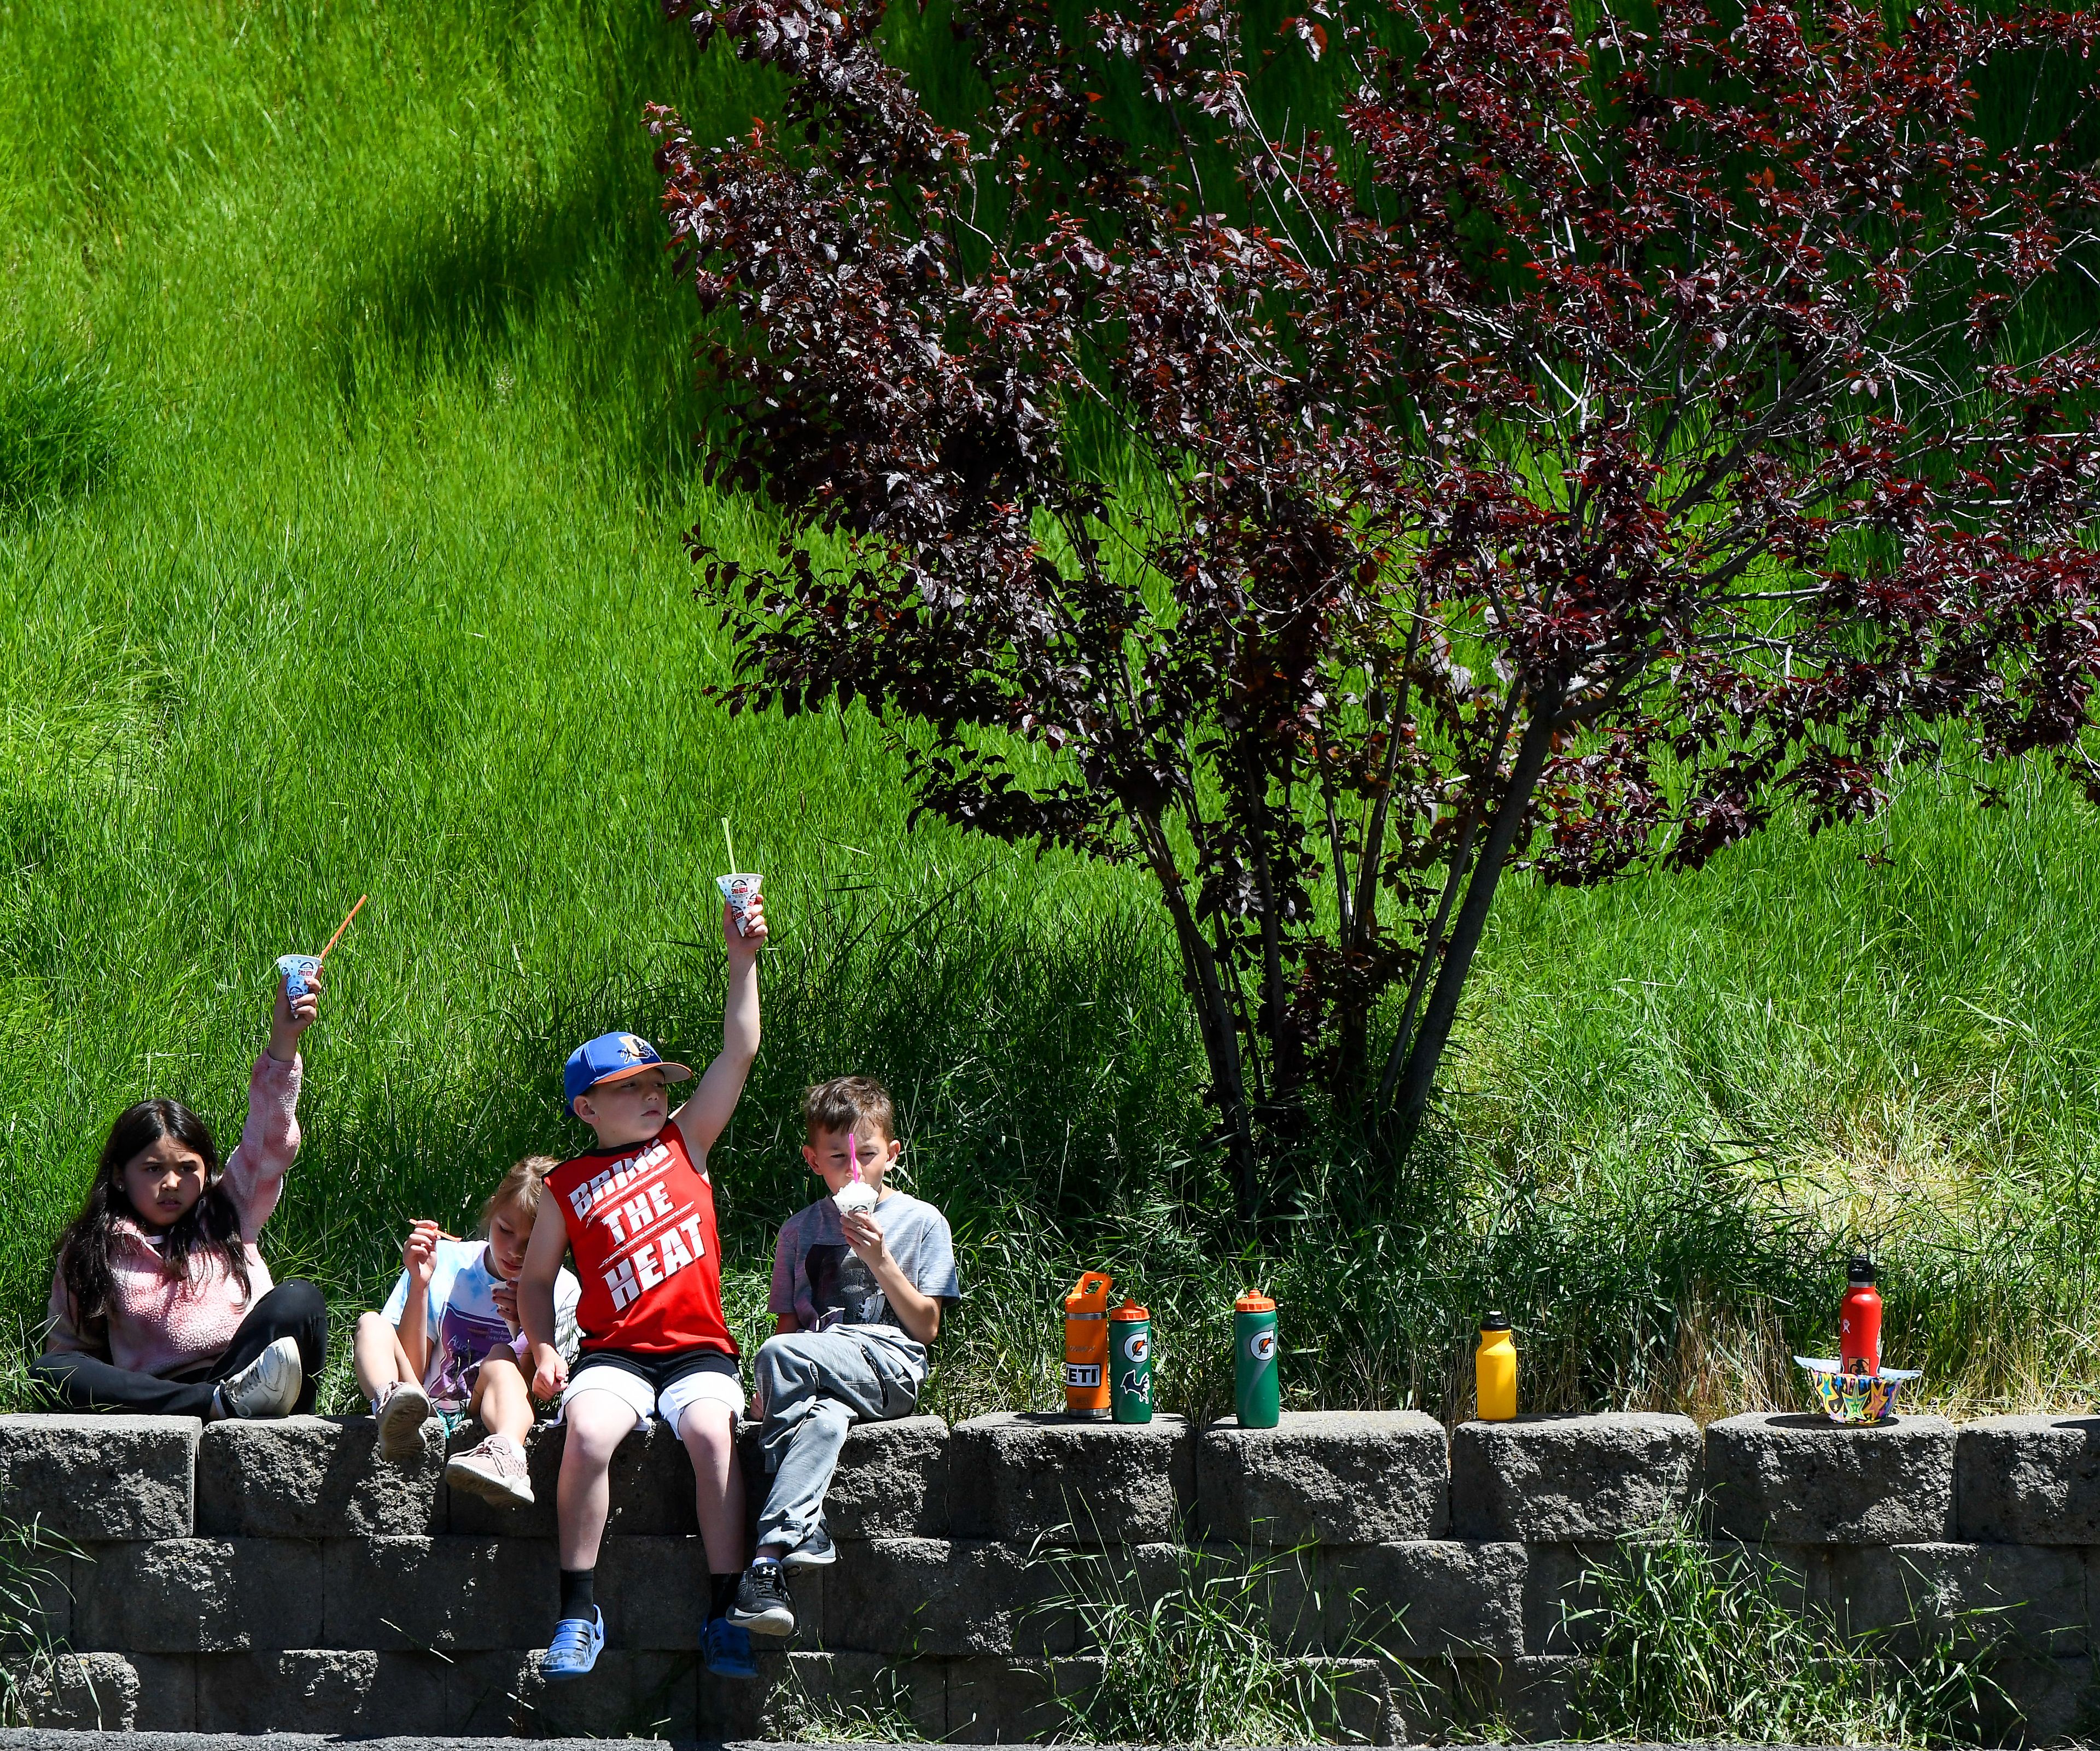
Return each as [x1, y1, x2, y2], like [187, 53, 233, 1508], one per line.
[783, 1522, 835, 1569]
[375, 1381, 434, 1461]
[218, 1336, 302, 1420]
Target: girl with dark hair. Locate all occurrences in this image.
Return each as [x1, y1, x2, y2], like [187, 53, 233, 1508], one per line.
[33, 970, 329, 1419]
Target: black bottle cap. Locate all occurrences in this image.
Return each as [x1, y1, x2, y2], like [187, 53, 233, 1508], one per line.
[1848, 1254, 1876, 1285]
[1481, 1311, 1511, 1330]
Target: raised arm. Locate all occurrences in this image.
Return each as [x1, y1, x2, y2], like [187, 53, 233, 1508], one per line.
[520, 1201, 571, 1402]
[223, 970, 322, 1241]
[670, 895, 767, 1153]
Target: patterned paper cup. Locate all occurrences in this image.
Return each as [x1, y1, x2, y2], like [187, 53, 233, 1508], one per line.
[833, 1181, 878, 1216]
[716, 873, 763, 937]
[1794, 1356, 1923, 1425]
[275, 953, 321, 999]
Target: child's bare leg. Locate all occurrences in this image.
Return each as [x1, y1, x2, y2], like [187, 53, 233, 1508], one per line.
[469, 1351, 534, 1445]
[556, 1391, 636, 1571]
[353, 1312, 415, 1403]
[678, 1401, 745, 1576]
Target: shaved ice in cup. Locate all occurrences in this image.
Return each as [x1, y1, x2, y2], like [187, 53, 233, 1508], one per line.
[833, 1134, 878, 1216]
[276, 953, 321, 999]
[716, 873, 762, 937]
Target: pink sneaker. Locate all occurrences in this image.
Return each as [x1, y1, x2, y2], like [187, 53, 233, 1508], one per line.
[445, 1433, 533, 1507]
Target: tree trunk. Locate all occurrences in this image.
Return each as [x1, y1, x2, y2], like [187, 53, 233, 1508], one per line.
[1386, 698, 1561, 1151]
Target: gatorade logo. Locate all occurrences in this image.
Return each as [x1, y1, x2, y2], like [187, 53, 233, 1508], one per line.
[1064, 1364, 1102, 1388]
[1248, 1330, 1277, 1362]
[1123, 1332, 1150, 1363]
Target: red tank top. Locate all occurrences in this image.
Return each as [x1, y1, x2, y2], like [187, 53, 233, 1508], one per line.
[546, 1119, 737, 1357]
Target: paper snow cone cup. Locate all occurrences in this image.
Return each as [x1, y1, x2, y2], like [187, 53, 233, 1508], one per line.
[716, 873, 762, 937]
[276, 953, 321, 999]
[833, 1181, 878, 1216]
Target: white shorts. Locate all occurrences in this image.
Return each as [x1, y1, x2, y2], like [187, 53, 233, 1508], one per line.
[561, 1349, 746, 1438]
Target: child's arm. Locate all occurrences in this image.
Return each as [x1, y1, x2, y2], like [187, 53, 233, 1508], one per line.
[839, 1211, 943, 1345]
[670, 896, 768, 1153]
[40, 1264, 93, 1357]
[518, 1204, 571, 1402]
[394, 1221, 441, 1381]
[223, 971, 323, 1241]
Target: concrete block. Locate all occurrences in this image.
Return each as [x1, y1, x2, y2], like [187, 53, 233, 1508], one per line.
[771, 1648, 948, 1740]
[1524, 1538, 1835, 1655]
[446, 1648, 538, 1736]
[321, 1536, 557, 1651]
[826, 1414, 952, 1539]
[72, 1538, 323, 1653]
[1705, 1411, 1955, 1544]
[1390, 1651, 1578, 1742]
[197, 1415, 444, 1538]
[1199, 1411, 1448, 1544]
[0, 1548, 71, 1648]
[696, 1648, 792, 1738]
[0, 1651, 137, 1729]
[946, 1654, 1066, 1742]
[518, 1648, 702, 1737]
[1138, 1542, 1331, 1655]
[821, 1536, 1071, 1657]
[1329, 1540, 1526, 1659]
[1976, 1649, 2100, 1747]
[597, 1534, 715, 1650]
[0, 1415, 199, 1542]
[1957, 1416, 2100, 1545]
[196, 1649, 374, 1733]
[129, 1653, 196, 1730]
[1829, 1543, 2086, 1657]
[950, 1412, 1193, 1544]
[1450, 1413, 1699, 1540]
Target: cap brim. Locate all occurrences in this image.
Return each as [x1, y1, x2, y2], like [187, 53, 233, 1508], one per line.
[588, 1061, 694, 1091]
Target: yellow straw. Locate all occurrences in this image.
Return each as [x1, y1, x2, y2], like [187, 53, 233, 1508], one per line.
[722, 818, 738, 872]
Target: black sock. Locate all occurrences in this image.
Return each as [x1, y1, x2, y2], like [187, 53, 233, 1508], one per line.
[709, 1572, 742, 1621]
[559, 1567, 596, 1621]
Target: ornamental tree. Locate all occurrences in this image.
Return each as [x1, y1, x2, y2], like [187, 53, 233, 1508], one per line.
[646, 0, 2100, 1217]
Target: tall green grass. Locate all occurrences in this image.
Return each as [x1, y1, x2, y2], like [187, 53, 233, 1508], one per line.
[1, 0, 2097, 1425]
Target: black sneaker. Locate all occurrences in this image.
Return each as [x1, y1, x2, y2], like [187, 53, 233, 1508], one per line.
[783, 1522, 836, 1571]
[727, 1561, 795, 1637]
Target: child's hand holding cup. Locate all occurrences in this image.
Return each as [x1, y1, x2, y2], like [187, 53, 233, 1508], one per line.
[717, 873, 765, 942]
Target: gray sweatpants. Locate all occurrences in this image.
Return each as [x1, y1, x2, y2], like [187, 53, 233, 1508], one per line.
[754, 1327, 924, 1551]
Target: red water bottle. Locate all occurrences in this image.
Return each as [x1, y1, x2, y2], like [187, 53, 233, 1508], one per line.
[1840, 1254, 1881, 1374]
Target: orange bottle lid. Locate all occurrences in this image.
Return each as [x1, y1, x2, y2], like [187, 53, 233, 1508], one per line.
[1064, 1272, 1113, 1313]
[1235, 1291, 1275, 1312]
[1110, 1299, 1149, 1321]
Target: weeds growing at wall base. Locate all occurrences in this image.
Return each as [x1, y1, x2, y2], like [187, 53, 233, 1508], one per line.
[1566, 1517, 2010, 1747]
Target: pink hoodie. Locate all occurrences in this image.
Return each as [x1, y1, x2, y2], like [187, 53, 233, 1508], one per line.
[43, 1050, 303, 1378]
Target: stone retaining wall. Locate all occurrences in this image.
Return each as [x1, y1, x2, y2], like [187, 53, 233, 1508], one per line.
[2, 1409, 2096, 1744]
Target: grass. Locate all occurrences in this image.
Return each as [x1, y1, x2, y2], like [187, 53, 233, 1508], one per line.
[1565, 1517, 2010, 1746]
[1, 0, 2098, 1432]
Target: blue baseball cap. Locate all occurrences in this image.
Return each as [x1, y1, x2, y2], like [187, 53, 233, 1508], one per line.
[563, 1032, 693, 1108]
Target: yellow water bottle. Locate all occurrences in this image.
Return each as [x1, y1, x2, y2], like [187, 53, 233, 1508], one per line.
[1475, 1311, 1517, 1421]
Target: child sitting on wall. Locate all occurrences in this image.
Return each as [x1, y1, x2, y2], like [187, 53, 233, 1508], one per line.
[728, 1075, 960, 1639]
[34, 968, 328, 1420]
[352, 1155, 582, 1505]
[517, 889, 769, 1683]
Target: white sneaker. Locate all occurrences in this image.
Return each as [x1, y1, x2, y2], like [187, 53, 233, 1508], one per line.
[445, 1433, 533, 1506]
[375, 1380, 434, 1461]
[218, 1336, 302, 1420]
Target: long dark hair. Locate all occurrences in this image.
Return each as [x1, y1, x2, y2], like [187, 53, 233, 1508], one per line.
[55, 1100, 253, 1343]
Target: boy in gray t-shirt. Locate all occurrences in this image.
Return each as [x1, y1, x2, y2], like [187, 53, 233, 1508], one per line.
[729, 1076, 960, 1640]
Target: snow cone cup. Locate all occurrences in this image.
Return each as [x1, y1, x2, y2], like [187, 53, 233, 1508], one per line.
[276, 953, 321, 999]
[833, 1133, 878, 1215]
[716, 873, 762, 937]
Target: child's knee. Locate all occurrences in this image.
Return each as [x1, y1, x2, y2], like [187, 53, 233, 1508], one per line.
[676, 1399, 736, 1454]
[560, 1393, 637, 1466]
[354, 1310, 390, 1341]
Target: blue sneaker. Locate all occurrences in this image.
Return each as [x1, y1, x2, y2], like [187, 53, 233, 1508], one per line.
[702, 1614, 758, 1679]
[543, 1609, 604, 1682]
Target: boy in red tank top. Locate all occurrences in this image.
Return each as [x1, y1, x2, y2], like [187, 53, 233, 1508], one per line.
[517, 890, 767, 1683]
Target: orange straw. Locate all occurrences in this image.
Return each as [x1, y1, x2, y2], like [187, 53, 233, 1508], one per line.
[318, 894, 368, 965]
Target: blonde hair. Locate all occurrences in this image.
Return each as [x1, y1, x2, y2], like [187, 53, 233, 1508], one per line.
[803, 1076, 897, 1143]
[481, 1154, 558, 1229]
